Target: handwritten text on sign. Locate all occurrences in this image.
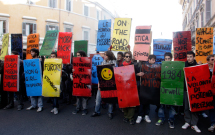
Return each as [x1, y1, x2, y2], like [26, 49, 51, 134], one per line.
[184, 64, 214, 112]
[0, 33, 9, 60]
[91, 54, 104, 84]
[26, 33, 40, 59]
[111, 18, 132, 52]
[11, 34, 23, 59]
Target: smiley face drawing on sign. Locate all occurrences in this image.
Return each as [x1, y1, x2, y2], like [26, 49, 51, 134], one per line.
[101, 68, 113, 80]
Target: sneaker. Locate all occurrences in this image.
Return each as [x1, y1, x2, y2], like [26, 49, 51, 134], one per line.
[123, 118, 129, 123]
[17, 105, 23, 111]
[202, 112, 208, 118]
[168, 120, 174, 128]
[4, 104, 14, 110]
[191, 125, 201, 133]
[91, 112, 100, 117]
[53, 108, 58, 115]
[72, 109, 80, 114]
[208, 125, 215, 132]
[26, 106, 36, 110]
[82, 110, 88, 115]
[182, 123, 190, 129]
[37, 107, 43, 112]
[144, 115, 151, 123]
[156, 119, 164, 126]
[50, 109, 54, 113]
[108, 113, 113, 120]
[130, 119, 135, 125]
[136, 116, 142, 123]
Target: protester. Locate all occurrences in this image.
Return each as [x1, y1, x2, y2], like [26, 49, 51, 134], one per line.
[116, 52, 124, 66]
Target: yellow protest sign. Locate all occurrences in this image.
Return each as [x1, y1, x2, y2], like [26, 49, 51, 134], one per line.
[42, 58, 62, 97]
[111, 18, 132, 52]
[195, 27, 213, 63]
[0, 33, 9, 60]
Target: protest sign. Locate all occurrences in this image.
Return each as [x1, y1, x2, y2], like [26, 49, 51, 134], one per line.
[195, 27, 213, 64]
[139, 63, 161, 105]
[160, 61, 185, 106]
[26, 33, 40, 59]
[3, 55, 19, 92]
[97, 19, 111, 52]
[111, 18, 132, 51]
[57, 32, 72, 64]
[73, 57, 92, 97]
[42, 58, 62, 97]
[0, 33, 9, 60]
[39, 30, 58, 56]
[133, 45, 150, 61]
[213, 36, 215, 54]
[184, 64, 214, 112]
[153, 39, 172, 64]
[11, 34, 23, 59]
[23, 59, 42, 96]
[74, 40, 88, 57]
[91, 54, 104, 84]
[114, 65, 140, 108]
[173, 31, 192, 61]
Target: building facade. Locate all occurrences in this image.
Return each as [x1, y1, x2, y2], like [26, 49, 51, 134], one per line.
[0, 0, 118, 55]
[179, 0, 215, 49]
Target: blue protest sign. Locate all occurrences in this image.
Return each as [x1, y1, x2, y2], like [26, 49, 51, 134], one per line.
[23, 59, 42, 96]
[153, 39, 172, 64]
[96, 19, 111, 52]
[11, 34, 23, 59]
[92, 54, 104, 84]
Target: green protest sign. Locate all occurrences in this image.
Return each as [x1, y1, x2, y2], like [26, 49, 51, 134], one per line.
[74, 40, 88, 57]
[39, 30, 59, 56]
[160, 61, 185, 106]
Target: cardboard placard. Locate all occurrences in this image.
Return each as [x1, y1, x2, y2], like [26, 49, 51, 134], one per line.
[3, 55, 19, 92]
[0, 33, 9, 60]
[73, 57, 92, 97]
[114, 65, 140, 108]
[23, 59, 42, 96]
[26, 33, 40, 59]
[11, 34, 23, 59]
[195, 27, 213, 64]
[39, 30, 58, 56]
[135, 26, 151, 45]
[91, 54, 104, 84]
[96, 19, 111, 52]
[153, 39, 172, 64]
[184, 64, 214, 112]
[111, 18, 132, 52]
[160, 61, 185, 106]
[173, 31, 192, 61]
[42, 59, 62, 97]
[133, 45, 150, 61]
[74, 40, 88, 57]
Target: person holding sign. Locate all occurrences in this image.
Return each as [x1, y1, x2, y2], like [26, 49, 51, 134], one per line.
[182, 51, 201, 133]
[116, 52, 124, 67]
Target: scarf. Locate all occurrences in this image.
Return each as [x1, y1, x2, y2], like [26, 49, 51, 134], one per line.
[123, 61, 131, 66]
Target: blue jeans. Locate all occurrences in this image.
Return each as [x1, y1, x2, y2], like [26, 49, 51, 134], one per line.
[95, 90, 113, 114]
[52, 97, 59, 108]
[138, 104, 150, 116]
[158, 105, 176, 121]
[30, 96, 43, 108]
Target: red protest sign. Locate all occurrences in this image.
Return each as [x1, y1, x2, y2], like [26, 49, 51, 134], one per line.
[114, 65, 140, 108]
[57, 32, 72, 64]
[3, 55, 20, 92]
[211, 62, 215, 95]
[184, 64, 213, 112]
[135, 26, 151, 45]
[73, 57, 92, 97]
[173, 31, 192, 61]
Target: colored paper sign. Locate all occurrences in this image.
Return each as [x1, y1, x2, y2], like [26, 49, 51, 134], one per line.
[111, 18, 132, 51]
[57, 32, 72, 64]
[211, 62, 215, 95]
[11, 34, 23, 59]
[135, 26, 151, 45]
[173, 31, 192, 61]
[140, 63, 161, 105]
[96, 19, 111, 52]
[160, 61, 185, 106]
[114, 65, 140, 108]
[39, 30, 59, 56]
[195, 27, 213, 63]
[97, 64, 117, 98]
[23, 59, 42, 96]
[153, 39, 172, 64]
[73, 57, 92, 97]
[3, 55, 20, 92]
[92, 54, 104, 84]
[26, 33, 40, 59]
[0, 34, 9, 60]
[133, 45, 150, 61]
[74, 40, 88, 57]
[42, 58, 62, 97]
[184, 64, 214, 112]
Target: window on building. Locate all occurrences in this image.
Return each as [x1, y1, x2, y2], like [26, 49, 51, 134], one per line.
[46, 25, 58, 32]
[49, 0, 57, 8]
[84, 5, 89, 16]
[97, 10, 100, 20]
[22, 22, 36, 36]
[65, 27, 72, 32]
[66, 0, 72, 11]
[206, 0, 211, 23]
[201, 11, 204, 27]
[83, 31, 89, 40]
[0, 20, 6, 36]
[95, 30, 97, 44]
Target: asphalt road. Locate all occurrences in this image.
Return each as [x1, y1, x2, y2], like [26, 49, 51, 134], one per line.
[0, 97, 214, 135]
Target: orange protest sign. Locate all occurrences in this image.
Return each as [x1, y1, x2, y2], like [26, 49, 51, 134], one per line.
[133, 45, 150, 61]
[195, 28, 213, 63]
[135, 26, 151, 45]
[26, 33, 40, 59]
